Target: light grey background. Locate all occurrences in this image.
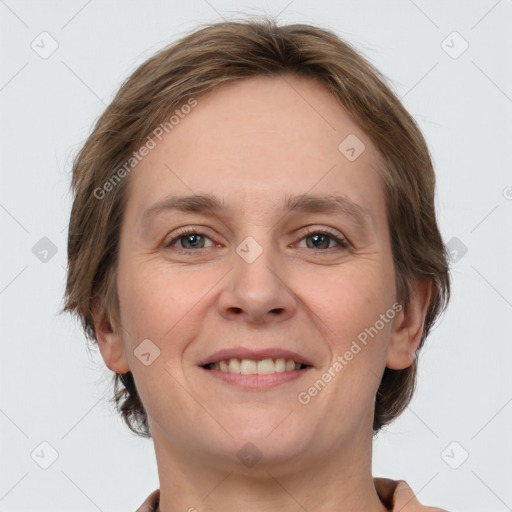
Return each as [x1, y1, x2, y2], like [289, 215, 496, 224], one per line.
[1, 1, 511, 511]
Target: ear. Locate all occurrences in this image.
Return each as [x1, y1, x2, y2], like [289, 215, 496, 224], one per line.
[386, 278, 432, 370]
[92, 300, 130, 374]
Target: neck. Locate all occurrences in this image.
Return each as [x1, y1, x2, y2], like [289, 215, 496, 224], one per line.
[150, 419, 389, 512]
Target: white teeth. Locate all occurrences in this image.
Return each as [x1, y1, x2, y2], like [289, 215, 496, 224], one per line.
[228, 358, 241, 373]
[211, 358, 304, 375]
[274, 358, 286, 372]
[257, 358, 275, 375]
[240, 359, 257, 375]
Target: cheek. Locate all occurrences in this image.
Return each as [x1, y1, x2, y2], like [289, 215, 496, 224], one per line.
[116, 258, 222, 342]
[115, 261, 214, 427]
[301, 262, 395, 339]
[301, 265, 395, 421]
[297, 260, 396, 403]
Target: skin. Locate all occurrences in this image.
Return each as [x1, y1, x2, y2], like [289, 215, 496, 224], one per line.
[94, 73, 431, 512]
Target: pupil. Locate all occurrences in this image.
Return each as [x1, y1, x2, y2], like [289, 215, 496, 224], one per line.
[185, 234, 202, 248]
[310, 234, 327, 249]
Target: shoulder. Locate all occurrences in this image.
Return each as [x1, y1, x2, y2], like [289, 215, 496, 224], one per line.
[374, 477, 450, 512]
[137, 482, 451, 512]
[135, 489, 160, 512]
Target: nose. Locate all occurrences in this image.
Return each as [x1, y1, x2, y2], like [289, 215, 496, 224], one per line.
[217, 238, 297, 325]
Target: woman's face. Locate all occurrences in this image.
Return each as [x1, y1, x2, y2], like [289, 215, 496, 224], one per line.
[107, 73, 403, 469]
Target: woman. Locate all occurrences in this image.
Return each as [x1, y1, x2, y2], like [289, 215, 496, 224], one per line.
[63, 17, 450, 511]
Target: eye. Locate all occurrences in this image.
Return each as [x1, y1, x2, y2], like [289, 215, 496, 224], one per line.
[163, 227, 350, 253]
[164, 228, 215, 250]
[297, 228, 349, 250]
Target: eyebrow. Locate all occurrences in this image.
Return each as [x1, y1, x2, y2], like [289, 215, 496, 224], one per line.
[140, 192, 372, 229]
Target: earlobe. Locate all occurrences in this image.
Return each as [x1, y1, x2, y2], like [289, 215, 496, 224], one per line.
[386, 279, 432, 370]
[92, 302, 131, 374]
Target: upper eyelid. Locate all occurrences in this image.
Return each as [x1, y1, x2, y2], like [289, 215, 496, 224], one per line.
[301, 226, 346, 239]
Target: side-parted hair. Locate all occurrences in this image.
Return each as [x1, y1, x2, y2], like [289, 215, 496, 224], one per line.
[62, 17, 450, 438]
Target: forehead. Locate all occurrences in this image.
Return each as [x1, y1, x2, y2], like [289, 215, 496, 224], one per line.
[125, 73, 384, 224]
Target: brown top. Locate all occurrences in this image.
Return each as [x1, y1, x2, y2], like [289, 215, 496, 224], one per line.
[135, 478, 449, 511]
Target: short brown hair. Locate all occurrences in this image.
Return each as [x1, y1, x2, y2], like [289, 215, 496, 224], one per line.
[62, 16, 450, 438]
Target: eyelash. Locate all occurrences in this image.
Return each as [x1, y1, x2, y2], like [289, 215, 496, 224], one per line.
[164, 227, 350, 252]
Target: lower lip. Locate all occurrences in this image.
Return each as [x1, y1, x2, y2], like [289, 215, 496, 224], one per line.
[200, 367, 311, 390]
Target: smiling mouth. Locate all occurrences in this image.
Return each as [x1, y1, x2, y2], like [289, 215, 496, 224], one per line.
[201, 357, 311, 375]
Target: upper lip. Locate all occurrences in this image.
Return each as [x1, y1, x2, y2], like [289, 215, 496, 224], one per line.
[197, 347, 314, 367]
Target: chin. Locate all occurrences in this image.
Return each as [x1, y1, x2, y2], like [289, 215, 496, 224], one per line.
[207, 414, 314, 467]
